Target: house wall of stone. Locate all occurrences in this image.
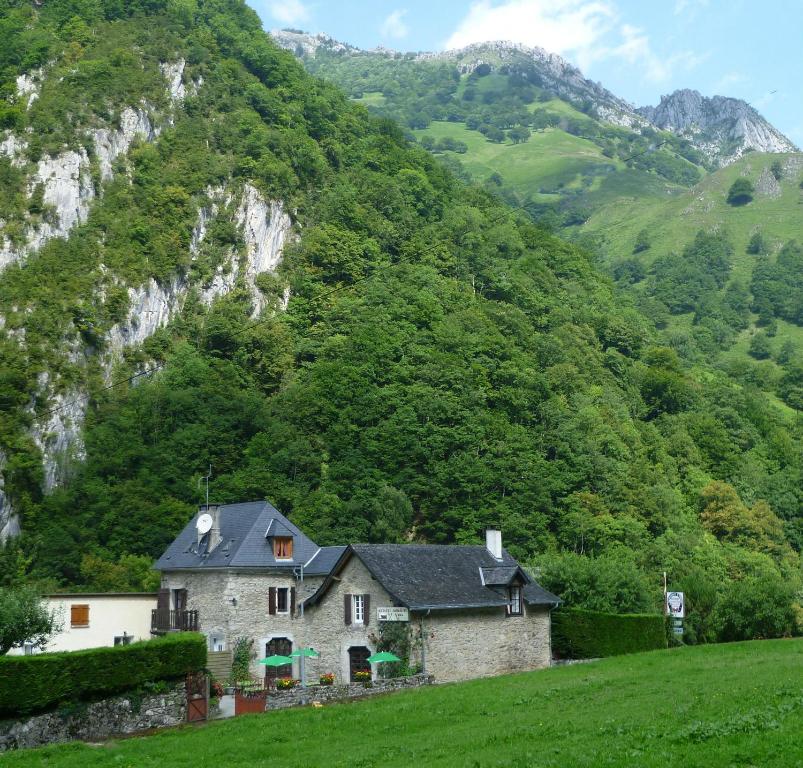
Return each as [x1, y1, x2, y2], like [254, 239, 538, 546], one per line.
[162, 562, 552, 686]
[415, 605, 552, 683]
[303, 557, 395, 685]
[160, 569, 324, 680]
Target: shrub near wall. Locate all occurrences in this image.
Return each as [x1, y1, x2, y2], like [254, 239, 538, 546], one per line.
[0, 633, 206, 717]
[552, 608, 666, 659]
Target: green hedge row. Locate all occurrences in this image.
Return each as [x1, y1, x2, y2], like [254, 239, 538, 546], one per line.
[0, 633, 207, 717]
[552, 608, 666, 659]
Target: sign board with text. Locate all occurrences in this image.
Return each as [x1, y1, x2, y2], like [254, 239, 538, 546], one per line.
[666, 591, 685, 618]
[377, 607, 409, 622]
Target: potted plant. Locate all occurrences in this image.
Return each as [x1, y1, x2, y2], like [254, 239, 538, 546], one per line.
[354, 670, 372, 686]
[275, 677, 299, 690]
[319, 672, 335, 686]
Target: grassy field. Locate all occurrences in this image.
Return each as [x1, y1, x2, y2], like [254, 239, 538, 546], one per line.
[583, 151, 803, 281]
[7, 639, 803, 767]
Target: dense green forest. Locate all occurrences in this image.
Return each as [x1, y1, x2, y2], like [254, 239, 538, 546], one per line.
[0, 0, 799, 642]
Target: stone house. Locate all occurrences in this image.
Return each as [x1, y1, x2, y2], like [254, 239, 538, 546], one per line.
[155, 500, 560, 684]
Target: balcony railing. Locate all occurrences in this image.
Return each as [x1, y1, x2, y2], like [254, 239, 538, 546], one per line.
[151, 609, 199, 634]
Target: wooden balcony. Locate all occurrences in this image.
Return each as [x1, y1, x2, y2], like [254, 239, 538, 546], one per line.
[151, 608, 199, 634]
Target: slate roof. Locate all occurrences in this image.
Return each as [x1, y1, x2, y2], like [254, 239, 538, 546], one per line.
[305, 544, 561, 611]
[154, 500, 321, 571]
[304, 546, 348, 576]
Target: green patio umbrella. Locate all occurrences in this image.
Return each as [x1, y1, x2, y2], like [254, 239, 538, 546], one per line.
[290, 648, 320, 658]
[290, 647, 319, 688]
[367, 651, 401, 664]
[259, 654, 293, 666]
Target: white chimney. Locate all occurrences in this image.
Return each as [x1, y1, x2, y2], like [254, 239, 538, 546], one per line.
[486, 529, 502, 560]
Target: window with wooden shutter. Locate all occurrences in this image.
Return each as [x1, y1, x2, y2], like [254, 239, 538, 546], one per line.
[269, 587, 277, 615]
[290, 587, 296, 617]
[363, 594, 370, 626]
[71, 604, 89, 627]
[344, 593, 352, 625]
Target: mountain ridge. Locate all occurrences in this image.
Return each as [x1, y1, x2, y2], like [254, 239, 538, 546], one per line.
[638, 88, 797, 166]
[272, 30, 795, 166]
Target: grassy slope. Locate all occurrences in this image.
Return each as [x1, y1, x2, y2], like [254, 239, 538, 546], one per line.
[8, 640, 803, 767]
[584, 152, 803, 385]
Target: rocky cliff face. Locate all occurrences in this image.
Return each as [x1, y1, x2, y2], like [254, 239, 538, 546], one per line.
[638, 89, 797, 166]
[0, 54, 292, 542]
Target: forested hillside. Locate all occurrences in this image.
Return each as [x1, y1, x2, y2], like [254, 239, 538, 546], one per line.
[0, 0, 799, 641]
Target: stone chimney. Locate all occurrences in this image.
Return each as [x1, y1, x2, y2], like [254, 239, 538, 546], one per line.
[198, 504, 222, 552]
[485, 528, 502, 560]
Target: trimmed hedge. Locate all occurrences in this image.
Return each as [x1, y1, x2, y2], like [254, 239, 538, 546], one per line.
[0, 632, 206, 717]
[552, 608, 666, 659]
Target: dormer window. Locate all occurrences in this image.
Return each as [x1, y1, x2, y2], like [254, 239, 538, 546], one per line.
[273, 536, 293, 560]
[508, 586, 523, 616]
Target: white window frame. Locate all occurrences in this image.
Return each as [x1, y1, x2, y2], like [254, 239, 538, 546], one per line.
[352, 594, 365, 624]
[210, 635, 226, 652]
[508, 586, 523, 616]
[276, 587, 290, 615]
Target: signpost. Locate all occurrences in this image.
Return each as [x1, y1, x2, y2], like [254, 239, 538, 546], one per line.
[666, 590, 685, 637]
[377, 607, 409, 622]
[666, 592, 685, 618]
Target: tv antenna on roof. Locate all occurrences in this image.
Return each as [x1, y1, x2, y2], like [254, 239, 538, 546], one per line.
[198, 464, 212, 510]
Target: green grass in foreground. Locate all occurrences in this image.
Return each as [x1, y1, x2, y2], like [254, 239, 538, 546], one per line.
[6, 639, 803, 767]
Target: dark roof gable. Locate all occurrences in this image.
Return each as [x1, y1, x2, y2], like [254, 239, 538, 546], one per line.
[304, 544, 560, 611]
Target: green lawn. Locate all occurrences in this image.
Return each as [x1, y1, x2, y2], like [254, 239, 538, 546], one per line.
[7, 640, 803, 767]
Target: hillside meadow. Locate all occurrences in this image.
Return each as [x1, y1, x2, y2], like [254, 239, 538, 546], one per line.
[6, 639, 802, 767]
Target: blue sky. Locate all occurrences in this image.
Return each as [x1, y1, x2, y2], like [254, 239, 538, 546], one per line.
[252, 0, 803, 146]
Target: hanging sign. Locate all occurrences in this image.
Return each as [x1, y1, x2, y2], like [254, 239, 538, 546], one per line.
[666, 591, 685, 618]
[377, 607, 409, 622]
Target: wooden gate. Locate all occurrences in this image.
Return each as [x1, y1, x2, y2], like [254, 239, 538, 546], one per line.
[186, 672, 208, 723]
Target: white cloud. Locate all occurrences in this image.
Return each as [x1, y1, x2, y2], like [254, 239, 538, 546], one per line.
[268, 0, 310, 26]
[444, 0, 616, 55]
[381, 9, 410, 40]
[444, 1, 706, 83]
[606, 24, 707, 83]
[674, 0, 709, 16]
[713, 71, 748, 95]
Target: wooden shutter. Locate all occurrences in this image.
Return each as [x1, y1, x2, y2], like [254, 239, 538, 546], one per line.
[344, 593, 352, 625]
[363, 594, 370, 626]
[157, 588, 170, 612]
[290, 587, 296, 617]
[269, 587, 277, 615]
[71, 604, 89, 627]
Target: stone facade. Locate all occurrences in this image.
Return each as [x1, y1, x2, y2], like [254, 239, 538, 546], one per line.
[160, 569, 324, 680]
[162, 555, 552, 685]
[0, 681, 186, 752]
[420, 606, 552, 682]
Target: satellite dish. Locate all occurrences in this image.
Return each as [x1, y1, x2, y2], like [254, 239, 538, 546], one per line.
[196, 513, 213, 535]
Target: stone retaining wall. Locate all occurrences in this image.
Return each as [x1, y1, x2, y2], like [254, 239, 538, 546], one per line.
[264, 674, 434, 711]
[0, 681, 186, 752]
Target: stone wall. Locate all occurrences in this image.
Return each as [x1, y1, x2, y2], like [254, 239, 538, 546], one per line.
[419, 605, 552, 682]
[162, 558, 552, 686]
[264, 675, 434, 711]
[303, 557, 395, 684]
[161, 569, 326, 680]
[0, 681, 186, 753]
